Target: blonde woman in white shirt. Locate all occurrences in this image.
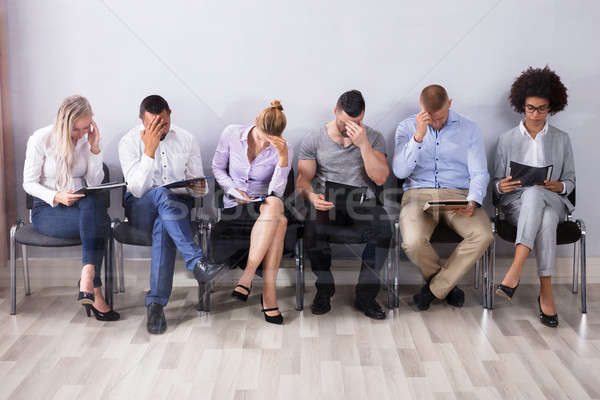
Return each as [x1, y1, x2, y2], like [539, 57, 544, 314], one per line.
[23, 95, 118, 321]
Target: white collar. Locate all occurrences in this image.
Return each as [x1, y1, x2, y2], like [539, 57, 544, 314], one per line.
[519, 120, 548, 138]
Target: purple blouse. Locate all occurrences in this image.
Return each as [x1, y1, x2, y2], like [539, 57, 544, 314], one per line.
[212, 124, 293, 209]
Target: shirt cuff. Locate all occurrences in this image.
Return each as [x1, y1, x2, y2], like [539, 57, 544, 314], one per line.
[406, 136, 422, 164]
[560, 181, 567, 195]
[43, 189, 59, 207]
[140, 153, 154, 172]
[495, 181, 502, 194]
[408, 136, 423, 150]
[268, 166, 287, 197]
[466, 193, 484, 206]
[89, 149, 102, 161]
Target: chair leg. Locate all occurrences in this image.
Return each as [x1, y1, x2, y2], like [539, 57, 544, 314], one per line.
[10, 225, 17, 315]
[488, 236, 496, 309]
[474, 259, 480, 290]
[392, 221, 401, 308]
[295, 239, 302, 311]
[480, 251, 486, 307]
[22, 245, 31, 296]
[580, 233, 587, 313]
[196, 282, 205, 311]
[118, 242, 125, 293]
[105, 234, 114, 308]
[386, 245, 393, 309]
[572, 242, 579, 294]
[296, 238, 305, 311]
[204, 281, 212, 312]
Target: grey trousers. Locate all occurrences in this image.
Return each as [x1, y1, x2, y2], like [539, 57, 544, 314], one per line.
[502, 186, 567, 276]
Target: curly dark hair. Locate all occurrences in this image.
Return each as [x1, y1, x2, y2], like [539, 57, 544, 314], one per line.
[509, 66, 568, 115]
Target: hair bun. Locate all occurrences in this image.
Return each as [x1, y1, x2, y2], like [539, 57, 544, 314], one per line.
[270, 100, 283, 111]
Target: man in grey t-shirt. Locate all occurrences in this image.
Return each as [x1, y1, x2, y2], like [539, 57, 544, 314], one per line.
[296, 90, 393, 320]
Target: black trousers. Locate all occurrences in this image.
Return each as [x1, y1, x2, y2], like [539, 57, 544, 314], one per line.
[303, 202, 393, 302]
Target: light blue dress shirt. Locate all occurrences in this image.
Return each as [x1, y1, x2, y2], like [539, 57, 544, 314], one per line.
[392, 109, 489, 205]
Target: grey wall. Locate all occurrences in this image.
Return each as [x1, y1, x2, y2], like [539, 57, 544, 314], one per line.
[5, 0, 599, 259]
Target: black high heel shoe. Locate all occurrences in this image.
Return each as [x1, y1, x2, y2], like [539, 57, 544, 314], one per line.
[84, 304, 121, 321]
[232, 284, 252, 302]
[537, 295, 558, 328]
[260, 295, 283, 325]
[77, 279, 95, 305]
[496, 281, 520, 301]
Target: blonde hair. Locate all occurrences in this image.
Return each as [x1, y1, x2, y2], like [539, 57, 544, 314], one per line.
[256, 100, 286, 136]
[53, 95, 93, 191]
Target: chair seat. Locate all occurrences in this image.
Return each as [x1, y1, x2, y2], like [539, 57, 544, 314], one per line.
[15, 223, 82, 247]
[431, 222, 464, 243]
[210, 220, 302, 266]
[494, 217, 582, 245]
[324, 224, 377, 244]
[113, 221, 153, 246]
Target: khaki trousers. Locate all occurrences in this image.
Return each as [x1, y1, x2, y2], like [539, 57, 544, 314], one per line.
[399, 188, 493, 299]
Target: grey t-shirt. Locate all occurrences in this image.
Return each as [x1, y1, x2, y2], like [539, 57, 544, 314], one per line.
[297, 125, 387, 198]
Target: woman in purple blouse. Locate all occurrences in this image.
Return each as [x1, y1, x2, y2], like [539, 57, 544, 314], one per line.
[211, 100, 293, 324]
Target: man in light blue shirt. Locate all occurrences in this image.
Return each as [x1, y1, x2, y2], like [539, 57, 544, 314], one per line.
[393, 84, 493, 311]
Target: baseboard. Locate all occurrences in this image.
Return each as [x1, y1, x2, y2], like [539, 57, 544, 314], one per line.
[1, 256, 598, 289]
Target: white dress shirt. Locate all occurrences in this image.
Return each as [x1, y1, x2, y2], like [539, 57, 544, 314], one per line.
[497, 120, 565, 194]
[519, 119, 548, 167]
[23, 125, 104, 206]
[118, 123, 206, 198]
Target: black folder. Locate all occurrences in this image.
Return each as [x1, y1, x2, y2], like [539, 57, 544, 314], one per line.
[509, 161, 553, 187]
[74, 182, 126, 195]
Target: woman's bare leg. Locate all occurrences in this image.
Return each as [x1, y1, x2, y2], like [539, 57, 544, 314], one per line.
[501, 244, 530, 288]
[260, 217, 287, 316]
[80, 264, 94, 293]
[235, 197, 284, 295]
[79, 264, 111, 311]
[539, 276, 556, 315]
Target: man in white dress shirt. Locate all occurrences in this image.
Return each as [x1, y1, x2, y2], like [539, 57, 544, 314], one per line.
[119, 95, 223, 334]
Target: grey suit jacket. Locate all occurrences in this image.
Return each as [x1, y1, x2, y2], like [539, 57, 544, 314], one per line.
[493, 124, 576, 212]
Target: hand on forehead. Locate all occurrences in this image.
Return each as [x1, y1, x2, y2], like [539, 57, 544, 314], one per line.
[142, 110, 170, 127]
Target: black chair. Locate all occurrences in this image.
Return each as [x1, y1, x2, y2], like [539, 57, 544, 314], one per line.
[111, 181, 204, 294]
[9, 163, 114, 315]
[488, 188, 587, 312]
[391, 178, 490, 307]
[205, 169, 304, 312]
[296, 183, 400, 311]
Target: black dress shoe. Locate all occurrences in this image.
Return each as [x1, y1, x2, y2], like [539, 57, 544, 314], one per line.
[85, 304, 120, 321]
[412, 284, 436, 311]
[193, 258, 225, 283]
[232, 284, 252, 302]
[537, 296, 559, 328]
[354, 299, 386, 320]
[311, 293, 332, 315]
[77, 279, 95, 305]
[260, 295, 283, 325]
[445, 286, 465, 308]
[496, 281, 520, 301]
[147, 303, 167, 334]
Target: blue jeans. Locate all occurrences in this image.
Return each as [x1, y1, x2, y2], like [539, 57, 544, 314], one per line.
[31, 193, 110, 287]
[125, 187, 203, 306]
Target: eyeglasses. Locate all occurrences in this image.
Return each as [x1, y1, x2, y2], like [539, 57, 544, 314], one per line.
[525, 104, 550, 114]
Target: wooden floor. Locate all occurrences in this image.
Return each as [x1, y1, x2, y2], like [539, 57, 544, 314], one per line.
[0, 280, 599, 400]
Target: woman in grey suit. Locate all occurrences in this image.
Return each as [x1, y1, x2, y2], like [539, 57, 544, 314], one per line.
[493, 66, 574, 328]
